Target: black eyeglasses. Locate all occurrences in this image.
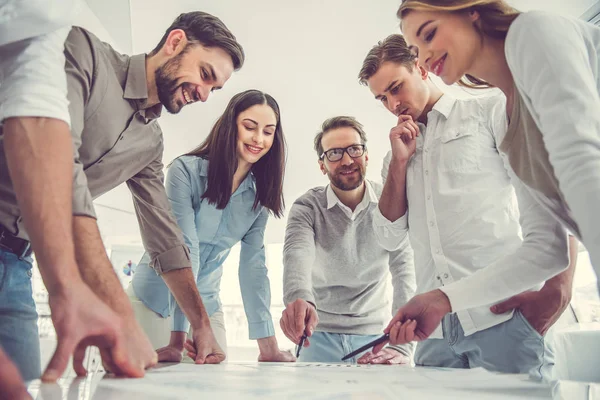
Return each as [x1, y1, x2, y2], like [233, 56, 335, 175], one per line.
[320, 144, 366, 162]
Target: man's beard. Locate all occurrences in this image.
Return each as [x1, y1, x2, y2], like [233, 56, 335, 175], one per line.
[328, 165, 365, 191]
[155, 54, 185, 114]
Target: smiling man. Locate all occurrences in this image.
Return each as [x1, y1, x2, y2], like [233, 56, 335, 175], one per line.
[0, 10, 244, 371]
[281, 116, 416, 364]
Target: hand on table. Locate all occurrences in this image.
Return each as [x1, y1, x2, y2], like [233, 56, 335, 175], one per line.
[357, 347, 410, 365]
[184, 328, 226, 364]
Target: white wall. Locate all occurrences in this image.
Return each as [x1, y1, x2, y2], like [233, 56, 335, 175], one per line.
[90, 0, 597, 245]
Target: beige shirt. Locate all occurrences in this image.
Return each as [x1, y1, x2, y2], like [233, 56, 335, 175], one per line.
[0, 27, 190, 274]
[499, 86, 579, 237]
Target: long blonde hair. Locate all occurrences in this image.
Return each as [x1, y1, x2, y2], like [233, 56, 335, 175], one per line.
[398, 0, 520, 88]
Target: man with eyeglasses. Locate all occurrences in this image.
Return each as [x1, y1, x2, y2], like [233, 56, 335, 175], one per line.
[280, 116, 416, 364]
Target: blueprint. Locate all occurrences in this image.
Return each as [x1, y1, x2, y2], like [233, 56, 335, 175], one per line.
[88, 362, 552, 400]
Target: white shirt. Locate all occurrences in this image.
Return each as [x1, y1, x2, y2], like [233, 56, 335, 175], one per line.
[505, 11, 600, 282]
[373, 93, 569, 338]
[326, 180, 378, 221]
[0, 0, 77, 46]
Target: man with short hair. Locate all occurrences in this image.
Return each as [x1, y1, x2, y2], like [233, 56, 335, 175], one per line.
[0, 10, 245, 380]
[281, 116, 415, 364]
[0, 0, 145, 387]
[357, 34, 576, 379]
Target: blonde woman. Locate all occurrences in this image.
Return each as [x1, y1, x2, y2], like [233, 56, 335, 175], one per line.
[376, 0, 599, 355]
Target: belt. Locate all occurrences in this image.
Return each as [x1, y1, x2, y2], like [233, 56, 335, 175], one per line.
[0, 225, 32, 259]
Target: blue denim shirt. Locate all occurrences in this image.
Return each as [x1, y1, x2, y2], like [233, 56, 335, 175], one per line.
[132, 156, 275, 339]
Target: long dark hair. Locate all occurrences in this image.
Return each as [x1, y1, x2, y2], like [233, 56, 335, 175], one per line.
[183, 89, 286, 217]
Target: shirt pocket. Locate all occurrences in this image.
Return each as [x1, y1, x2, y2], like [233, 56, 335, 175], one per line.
[439, 121, 481, 172]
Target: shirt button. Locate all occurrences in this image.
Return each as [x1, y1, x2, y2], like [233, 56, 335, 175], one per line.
[444, 273, 449, 279]
[429, 221, 434, 227]
[425, 170, 429, 175]
[455, 132, 460, 137]
[427, 195, 431, 200]
[436, 249, 441, 254]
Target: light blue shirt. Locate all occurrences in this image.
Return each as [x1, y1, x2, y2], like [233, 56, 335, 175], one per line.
[132, 155, 275, 339]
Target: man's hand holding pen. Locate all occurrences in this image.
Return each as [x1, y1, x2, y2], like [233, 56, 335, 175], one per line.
[280, 298, 319, 355]
[372, 290, 452, 353]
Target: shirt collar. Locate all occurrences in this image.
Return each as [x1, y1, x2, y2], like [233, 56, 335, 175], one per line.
[430, 93, 457, 120]
[326, 180, 378, 210]
[123, 54, 163, 119]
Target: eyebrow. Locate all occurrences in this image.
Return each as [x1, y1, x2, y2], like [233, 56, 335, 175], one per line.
[416, 20, 434, 38]
[243, 118, 276, 128]
[374, 80, 399, 100]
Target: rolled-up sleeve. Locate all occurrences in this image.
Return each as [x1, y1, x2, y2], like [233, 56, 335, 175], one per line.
[64, 27, 96, 220]
[163, 159, 201, 332]
[239, 208, 275, 339]
[373, 152, 409, 251]
[127, 154, 190, 275]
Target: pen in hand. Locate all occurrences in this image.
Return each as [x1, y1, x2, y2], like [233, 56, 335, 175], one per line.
[341, 333, 390, 361]
[295, 333, 308, 359]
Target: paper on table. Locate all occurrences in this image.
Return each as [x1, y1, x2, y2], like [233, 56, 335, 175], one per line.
[97, 363, 403, 400]
[90, 363, 551, 400]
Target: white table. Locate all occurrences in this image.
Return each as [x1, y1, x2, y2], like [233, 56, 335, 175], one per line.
[28, 362, 553, 400]
[551, 323, 600, 382]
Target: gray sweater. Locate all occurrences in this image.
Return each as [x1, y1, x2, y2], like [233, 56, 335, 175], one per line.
[283, 180, 416, 355]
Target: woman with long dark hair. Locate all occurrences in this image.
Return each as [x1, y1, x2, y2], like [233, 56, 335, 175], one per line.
[128, 89, 293, 363]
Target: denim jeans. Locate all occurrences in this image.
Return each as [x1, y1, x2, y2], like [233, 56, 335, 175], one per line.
[415, 311, 554, 381]
[297, 331, 382, 363]
[0, 248, 41, 380]
[126, 284, 228, 357]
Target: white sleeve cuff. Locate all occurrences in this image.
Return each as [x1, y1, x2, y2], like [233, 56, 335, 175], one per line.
[372, 207, 409, 251]
[439, 283, 467, 313]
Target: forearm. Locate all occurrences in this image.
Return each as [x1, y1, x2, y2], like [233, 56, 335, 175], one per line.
[378, 158, 409, 222]
[161, 267, 210, 330]
[72, 215, 133, 315]
[239, 261, 276, 339]
[282, 256, 315, 305]
[4, 118, 80, 294]
[542, 235, 577, 296]
[441, 229, 569, 312]
[282, 241, 315, 305]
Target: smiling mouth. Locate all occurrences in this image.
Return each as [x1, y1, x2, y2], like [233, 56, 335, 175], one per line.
[181, 86, 196, 105]
[339, 169, 358, 176]
[245, 144, 263, 154]
[431, 54, 447, 76]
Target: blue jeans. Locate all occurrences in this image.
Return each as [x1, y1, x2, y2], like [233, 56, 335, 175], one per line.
[0, 249, 40, 380]
[297, 331, 381, 363]
[415, 311, 554, 381]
